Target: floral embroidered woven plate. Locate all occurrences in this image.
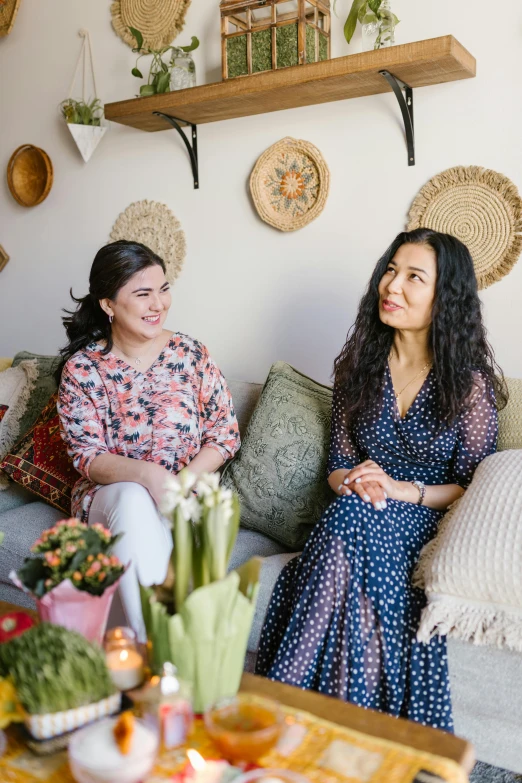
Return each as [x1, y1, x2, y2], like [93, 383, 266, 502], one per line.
[250, 137, 330, 232]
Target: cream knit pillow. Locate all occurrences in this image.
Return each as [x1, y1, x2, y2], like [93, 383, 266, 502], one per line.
[498, 377, 522, 451]
[414, 449, 522, 651]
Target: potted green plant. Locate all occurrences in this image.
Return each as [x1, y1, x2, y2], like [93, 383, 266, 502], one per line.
[0, 623, 119, 739]
[140, 470, 260, 713]
[60, 97, 107, 163]
[129, 27, 200, 95]
[342, 0, 399, 50]
[12, 519, 126, 645]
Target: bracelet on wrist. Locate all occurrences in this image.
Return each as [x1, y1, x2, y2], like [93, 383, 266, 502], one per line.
[411, 480, 426, 505]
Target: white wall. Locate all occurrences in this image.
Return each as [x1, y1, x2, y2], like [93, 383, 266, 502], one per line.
[1, 0, 520, 384]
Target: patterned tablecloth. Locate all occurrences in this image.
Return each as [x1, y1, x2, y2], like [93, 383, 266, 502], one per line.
[0, 705, 468, 783]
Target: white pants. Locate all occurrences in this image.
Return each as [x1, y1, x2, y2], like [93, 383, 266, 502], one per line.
[89, 482, 172, 641]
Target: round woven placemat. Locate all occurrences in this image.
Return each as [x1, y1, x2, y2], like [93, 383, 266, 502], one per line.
[250, 137, 330, 232]
[407, 166, 522, 290]
[110, 200, 186, 283]
[111, 0, 191, 49]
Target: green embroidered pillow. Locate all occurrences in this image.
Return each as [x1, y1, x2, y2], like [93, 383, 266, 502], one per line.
[12, 352, 61, 439]
[222, 362, 334, 550]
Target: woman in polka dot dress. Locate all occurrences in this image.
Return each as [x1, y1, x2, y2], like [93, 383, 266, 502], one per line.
[256, 228, 507, 730]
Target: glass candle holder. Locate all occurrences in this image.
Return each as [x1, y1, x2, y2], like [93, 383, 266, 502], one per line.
[103, 627, 144, 691]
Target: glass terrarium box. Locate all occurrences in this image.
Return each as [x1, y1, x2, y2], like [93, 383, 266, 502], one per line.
[220, 0, 331, 80]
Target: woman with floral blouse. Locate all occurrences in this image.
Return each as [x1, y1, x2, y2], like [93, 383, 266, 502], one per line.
[57, 240, 240, 638]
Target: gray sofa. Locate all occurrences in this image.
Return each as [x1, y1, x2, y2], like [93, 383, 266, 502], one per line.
[1, 379, 521, 772]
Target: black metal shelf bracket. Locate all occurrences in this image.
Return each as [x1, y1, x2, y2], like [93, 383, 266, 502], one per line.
[379, 70, 415, 166]
[153, 111, 199, 188]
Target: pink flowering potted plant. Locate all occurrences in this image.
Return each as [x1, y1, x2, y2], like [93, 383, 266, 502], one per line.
[11, 519, 126, 644]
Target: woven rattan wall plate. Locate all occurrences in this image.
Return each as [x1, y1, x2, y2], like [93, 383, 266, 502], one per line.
[0, 0, 22, 36]
[111, 0, 191, 49]
[110, 200, 186, 283]
[250, 137, 330, 232]
[407, 166, 522, 290]
[7, 145, 54, 207]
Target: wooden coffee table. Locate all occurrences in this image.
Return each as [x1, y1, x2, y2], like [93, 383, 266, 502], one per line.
[241, 673, 474, 773]
[0, 601, 475, 775]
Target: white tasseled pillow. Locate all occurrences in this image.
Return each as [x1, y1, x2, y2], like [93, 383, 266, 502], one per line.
[0, 359, 38, 488]
[414, 449, 522, 651]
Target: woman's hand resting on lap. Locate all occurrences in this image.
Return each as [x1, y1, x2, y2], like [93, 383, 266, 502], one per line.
[142, 461, 172, 507]
[328, 461, 402, 511]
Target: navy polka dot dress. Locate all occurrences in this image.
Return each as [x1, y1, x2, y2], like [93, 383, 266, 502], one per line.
[256, 366, 498, 731]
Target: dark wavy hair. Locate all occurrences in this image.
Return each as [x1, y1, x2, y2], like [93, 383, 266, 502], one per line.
[56, 240, 166, 380]
[333, 228, 507, 426]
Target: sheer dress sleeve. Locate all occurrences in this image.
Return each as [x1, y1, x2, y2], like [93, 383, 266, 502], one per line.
[450, 372, 498, 488]
[327, 383, 361, 476]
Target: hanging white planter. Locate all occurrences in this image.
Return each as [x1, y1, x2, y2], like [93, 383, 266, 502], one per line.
[62, 29, 108, 164]
[67, 123, 107, 163]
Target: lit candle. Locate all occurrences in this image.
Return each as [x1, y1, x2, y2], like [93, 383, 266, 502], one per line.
[184, 750, 237, 783]
[106, 648, 144, 691]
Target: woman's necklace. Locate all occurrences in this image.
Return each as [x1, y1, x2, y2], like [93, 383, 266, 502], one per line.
[112, 336, 159, 367]
[389, 355, 432, 400]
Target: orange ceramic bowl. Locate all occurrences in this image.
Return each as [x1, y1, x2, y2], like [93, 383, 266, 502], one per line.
[204, 694, 284, 762]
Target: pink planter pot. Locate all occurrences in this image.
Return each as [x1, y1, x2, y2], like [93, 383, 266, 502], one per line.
[36, 579, 120, 645]
[11, 572, 120, 645]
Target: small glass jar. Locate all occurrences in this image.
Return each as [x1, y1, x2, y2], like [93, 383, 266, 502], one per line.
[135, 662, 193, 751]
[103, 627, 144, 691]
[361, 0, 396, 51]
[169, 48, 196, 91]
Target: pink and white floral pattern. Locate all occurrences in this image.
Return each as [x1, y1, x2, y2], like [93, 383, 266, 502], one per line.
[58, 333, 240, 520]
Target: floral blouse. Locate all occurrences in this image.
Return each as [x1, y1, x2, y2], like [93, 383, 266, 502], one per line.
[58, 333, 240, 521]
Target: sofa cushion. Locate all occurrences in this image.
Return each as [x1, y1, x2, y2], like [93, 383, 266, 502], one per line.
[227, 380, 263, 436]
[222, 362, 334, 549]
[0, 484, 36, 514]
[0, 501, 63, 605]
[248, 552, 298, 652]
[229, 529, 290, 572]
[415, 449, 522, 651]
[12, 351, 60, 439]
[498, 377, 522, 451]
[0, 393, 77, 514]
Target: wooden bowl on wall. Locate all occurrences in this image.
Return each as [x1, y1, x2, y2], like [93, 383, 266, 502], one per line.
[7, 145, 53, 207]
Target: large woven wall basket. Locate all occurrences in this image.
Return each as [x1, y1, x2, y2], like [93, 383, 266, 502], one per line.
[250, 137, 330, 232]
[407, 166, 522, 290]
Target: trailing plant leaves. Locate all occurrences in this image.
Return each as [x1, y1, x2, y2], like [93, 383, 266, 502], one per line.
[344, 0, 366, 43]
[131, 67, 143, 78]
[392, 13, 400, 24]
[129, 26, 143, 50]
[140, 84, 156, 96]
[179, 36, 199, 52]
[368, 0, 382, 14]
[357, 1, 368, 23]
[156, 71, 170, 93]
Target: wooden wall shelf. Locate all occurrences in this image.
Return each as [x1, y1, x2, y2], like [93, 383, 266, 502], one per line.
[105, 35, 475, 186]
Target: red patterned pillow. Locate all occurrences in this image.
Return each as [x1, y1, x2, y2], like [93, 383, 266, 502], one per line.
[0, 405, 8, 423]
[0, 393, 78, 514]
